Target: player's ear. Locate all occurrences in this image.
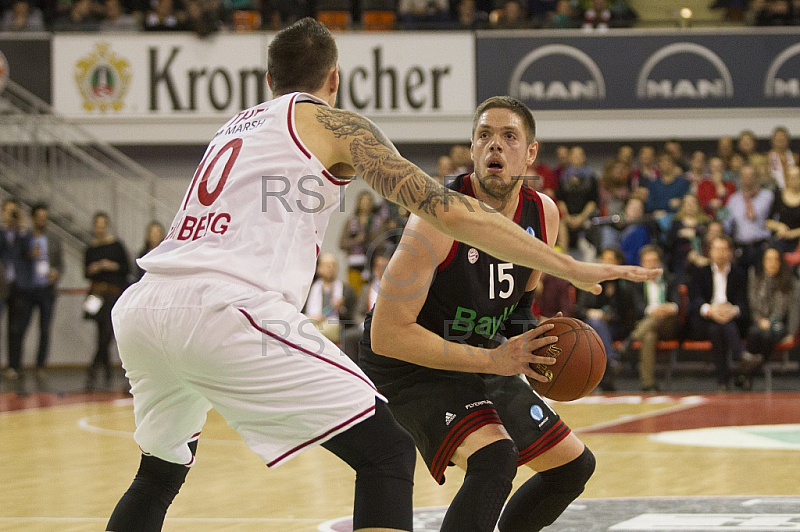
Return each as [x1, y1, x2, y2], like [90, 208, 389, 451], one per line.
[327, 66, 340, 98]
[526, 140, 539, 168]
[266, 72, 274, 92]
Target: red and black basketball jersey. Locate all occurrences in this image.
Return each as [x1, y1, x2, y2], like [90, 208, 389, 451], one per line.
[415, 173, 548, 349]
[359, 173, 549, 392]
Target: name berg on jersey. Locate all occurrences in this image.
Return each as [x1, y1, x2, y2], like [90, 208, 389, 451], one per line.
[168, 211, 231, 241]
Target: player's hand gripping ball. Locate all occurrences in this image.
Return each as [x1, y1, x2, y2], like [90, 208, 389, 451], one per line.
[527, 317, 606, 401]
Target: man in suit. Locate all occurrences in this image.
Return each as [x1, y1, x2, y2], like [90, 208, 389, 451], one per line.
[627, 245, 681, 392]
[688, 235, 752, 390]
[15, 203, 64, 377]
[1, 198, 33, 380]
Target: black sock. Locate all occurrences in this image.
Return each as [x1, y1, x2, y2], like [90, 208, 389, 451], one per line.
[440, 439, 518, 532]
[106, 441, 197, 532]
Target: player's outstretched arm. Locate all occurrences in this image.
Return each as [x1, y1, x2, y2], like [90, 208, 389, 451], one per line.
[310, 106, 661, 292]
[370, 214, 556, 382]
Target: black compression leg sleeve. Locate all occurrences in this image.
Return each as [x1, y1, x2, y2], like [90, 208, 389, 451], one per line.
[498, 446, 596, 532]
[440, 439, 519, 532]
[322, 400, 416, 531]
[106, 440, 198, 532]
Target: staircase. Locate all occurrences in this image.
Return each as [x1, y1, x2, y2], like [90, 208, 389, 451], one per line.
[0, 78, 175, 253]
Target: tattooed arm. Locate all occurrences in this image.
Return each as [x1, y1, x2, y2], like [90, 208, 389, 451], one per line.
[296, 103, 659, 293]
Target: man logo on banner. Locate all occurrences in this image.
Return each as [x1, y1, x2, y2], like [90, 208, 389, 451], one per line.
[0, 50, 8, 96]
[509, 44, 605, 103]
[764, 42, 800, 99]
[636, 42, 733, 100]
[75, 42, 131, 112]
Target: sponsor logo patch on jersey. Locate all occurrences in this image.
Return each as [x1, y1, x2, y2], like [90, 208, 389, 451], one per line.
[467, 248, 479, 264]
[445, 412, 457, 425]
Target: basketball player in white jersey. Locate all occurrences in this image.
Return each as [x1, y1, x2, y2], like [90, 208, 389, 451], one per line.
[106, 17, 660, 532]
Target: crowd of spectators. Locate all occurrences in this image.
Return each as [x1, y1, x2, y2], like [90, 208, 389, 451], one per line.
[307, 125, 800, 392]
[2, 0, 800, 34]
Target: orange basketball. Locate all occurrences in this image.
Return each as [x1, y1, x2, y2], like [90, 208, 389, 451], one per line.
[527, 317, 606, 402]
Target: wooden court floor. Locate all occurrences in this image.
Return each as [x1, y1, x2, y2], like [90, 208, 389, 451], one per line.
[1, 387, 799, 531]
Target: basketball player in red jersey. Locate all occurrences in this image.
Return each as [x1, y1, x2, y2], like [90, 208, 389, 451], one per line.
[359, 97, 597, 531]
[106, 18, 659, 532]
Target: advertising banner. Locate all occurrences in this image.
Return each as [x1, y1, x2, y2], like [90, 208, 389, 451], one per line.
[52, 32, 475, 119]
[477, 29, 800, 111]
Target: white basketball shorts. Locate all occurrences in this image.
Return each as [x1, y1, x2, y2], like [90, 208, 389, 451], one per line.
[111, 273, 384, 467]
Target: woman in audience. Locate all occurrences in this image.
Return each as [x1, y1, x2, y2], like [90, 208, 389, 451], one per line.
[766, 166, 800, 253]
[697, 156, 736, 220]
[339, 190, 385, 296]
[84, 212, 130, 390]
[666, 194, 711, 282]
[742, 247, 799, 389]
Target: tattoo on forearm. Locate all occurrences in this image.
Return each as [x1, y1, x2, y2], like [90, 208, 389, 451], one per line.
[315, 107, 456, 217]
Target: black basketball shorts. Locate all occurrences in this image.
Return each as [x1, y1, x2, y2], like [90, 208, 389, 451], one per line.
[383, 371, 571, 484]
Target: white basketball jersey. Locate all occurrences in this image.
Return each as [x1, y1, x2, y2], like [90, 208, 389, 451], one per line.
[138, 92, 351, 310]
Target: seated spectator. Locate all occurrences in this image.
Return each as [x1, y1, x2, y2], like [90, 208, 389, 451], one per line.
[767, 126, 799, 190]
[491, 0, 531, 28]
[664, 139, 688, 171]
[532, 271, 574, 320]
[616, 144, 635, 171]
[99, 0, 139, 30]
[619, 196, 654, 265]
[666, 194, 710, 283]
[737, 129, 761, 163]
[581, 0, 611, 30]
[688, 235, 754, 391]
[766, 165, 800, 253]
[183, 0, 222, 36]
[546, 0, 577, 27]
[645, 151, 690, 233]
[742, 247, 799, 389]
[342, 250, 389, 362]
[527, 0, 557, 27]
[433, 154, 455, 185]
[717, 135, 736, 170]
[397, 0, 450, 26]
[134, 221, 165, 281]
[751, 0, 794, 25]
[52, 0, 102, 30]
[449, 144, 473, 175]
[553, 143, 570, 181]
[597, 158, 632, 249]
[627, 244, 681, 392]
[1, 0, 45, 30]
[697, 156, 736, 220]
[608, 0, 637, 26]
[339, 190, 386, 296]
[686, 220, 725, 272]
[574, 247, 635, 391]
[630, 144, 659, 191]
[557, 145, 599, 261]
[455, 0, 489, 28]
[752, 153, 778, 192]
[725, 164, 775, 273]
[683, 150, 708, 195]
[143, 0, 183, 30]
[304, 253, 356, 346]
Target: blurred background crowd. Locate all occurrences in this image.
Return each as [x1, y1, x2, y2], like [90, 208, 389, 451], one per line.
[3, 0, 800, 35]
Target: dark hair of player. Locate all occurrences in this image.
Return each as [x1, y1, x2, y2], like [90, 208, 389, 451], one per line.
[267, 17, 339, 97]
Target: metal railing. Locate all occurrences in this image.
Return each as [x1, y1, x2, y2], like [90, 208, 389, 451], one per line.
[0, 78, 174, 252]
